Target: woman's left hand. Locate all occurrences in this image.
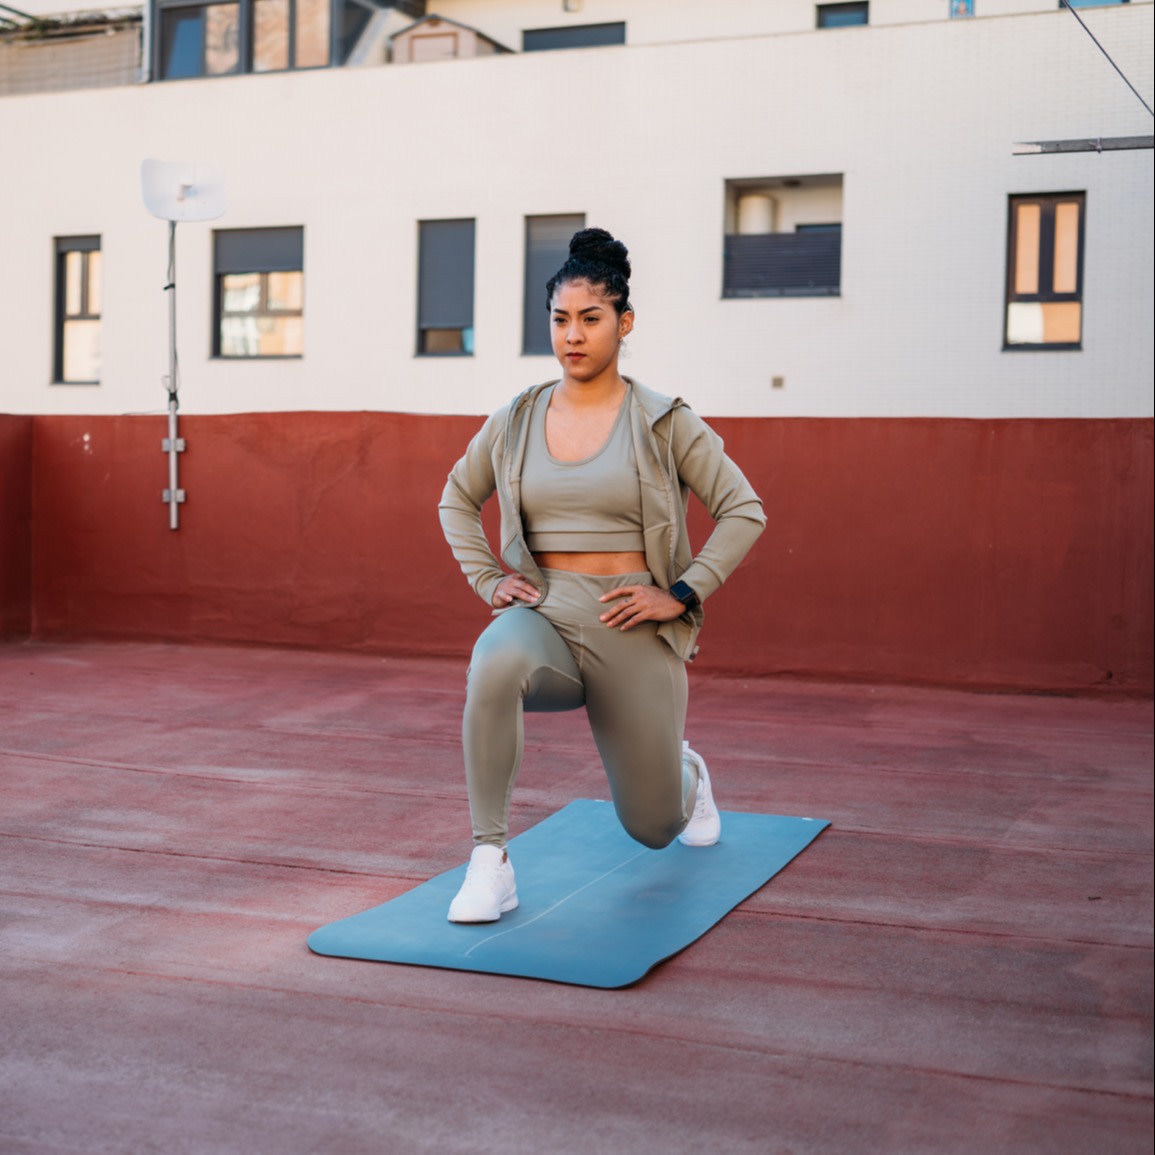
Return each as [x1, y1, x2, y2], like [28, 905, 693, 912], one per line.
[598, 585, 687, 631]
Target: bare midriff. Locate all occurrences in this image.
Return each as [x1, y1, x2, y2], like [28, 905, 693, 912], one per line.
[532, 551, 648, 576]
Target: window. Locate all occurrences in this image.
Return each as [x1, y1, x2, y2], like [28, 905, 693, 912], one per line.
[523, 214, 584, 355]
[522, 23, 625, 52]
[417, 219, 475, 356]
[1005, 193, 1085, 349]
[817, 3, 868, 28]
[722, 176, 843, 298]
[213, 227, 304, 357]
[154, 0, 330, 80]
[157, 2, 240, 77]
[253, 0, 330, 70]
[1062, 2, 1129, 8]
[54, 236, 102, 384]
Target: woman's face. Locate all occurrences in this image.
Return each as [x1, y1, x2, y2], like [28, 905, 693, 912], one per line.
[549, 279, 634, 383]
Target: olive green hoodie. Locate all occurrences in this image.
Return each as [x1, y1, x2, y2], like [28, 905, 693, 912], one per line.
[438, 378, 765, 661]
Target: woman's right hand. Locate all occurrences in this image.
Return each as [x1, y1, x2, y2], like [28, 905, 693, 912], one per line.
[492, 573, 542, 608]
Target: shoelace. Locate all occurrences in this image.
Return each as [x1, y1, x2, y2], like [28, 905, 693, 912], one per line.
[465, 856, 506, 884]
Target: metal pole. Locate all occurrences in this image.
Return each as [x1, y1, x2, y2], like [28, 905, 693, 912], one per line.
[1013, 135, 1154, 155]
[162, 220, 186, 530]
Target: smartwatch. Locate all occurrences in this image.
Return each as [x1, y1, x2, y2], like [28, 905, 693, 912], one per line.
[669, 580, 700, 611]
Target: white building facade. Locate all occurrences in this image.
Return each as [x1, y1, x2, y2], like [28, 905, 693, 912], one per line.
[2, 0, 1151, 420]
[2, 0, 1152, 691]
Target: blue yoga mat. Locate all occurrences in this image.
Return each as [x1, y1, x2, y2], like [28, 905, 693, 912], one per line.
[308, 800, 829, 988]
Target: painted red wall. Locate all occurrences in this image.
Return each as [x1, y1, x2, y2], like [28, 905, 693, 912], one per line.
[701, 417, 1153, 692]
[18, 412, 1154, 693]
[0, 414, 33, 640]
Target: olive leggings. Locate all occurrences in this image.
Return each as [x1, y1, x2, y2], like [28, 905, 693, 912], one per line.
[463, 569, 696, 849]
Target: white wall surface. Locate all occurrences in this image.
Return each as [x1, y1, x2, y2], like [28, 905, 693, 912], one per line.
[1, 3, 1151, 418]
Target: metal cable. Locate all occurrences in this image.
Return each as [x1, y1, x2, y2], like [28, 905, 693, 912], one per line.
[1059, 0, 1154, 118]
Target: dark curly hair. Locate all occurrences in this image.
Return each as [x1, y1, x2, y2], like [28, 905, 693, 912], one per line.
[545, 227, 633, 316]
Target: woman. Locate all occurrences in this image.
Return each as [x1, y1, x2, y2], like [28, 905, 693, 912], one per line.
[438, 228, 765, 923]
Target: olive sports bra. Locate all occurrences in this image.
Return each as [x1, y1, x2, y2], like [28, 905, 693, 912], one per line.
[520, 385, 646, 553]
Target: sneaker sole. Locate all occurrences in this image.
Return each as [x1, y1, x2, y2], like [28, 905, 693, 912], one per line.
[678, 829, 720, 848]
[447, 893, 519, 924]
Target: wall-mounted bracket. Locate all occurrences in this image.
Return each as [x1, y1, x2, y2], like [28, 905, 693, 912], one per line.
[162, 391, 185, 530]
[163, 433, 186, 513]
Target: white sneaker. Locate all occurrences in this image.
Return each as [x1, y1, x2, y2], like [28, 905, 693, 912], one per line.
[447, 844, 519, 923]
[678, 742, 721, 847]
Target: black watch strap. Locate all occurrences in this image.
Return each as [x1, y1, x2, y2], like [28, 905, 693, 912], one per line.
[669, 580, 700, 611]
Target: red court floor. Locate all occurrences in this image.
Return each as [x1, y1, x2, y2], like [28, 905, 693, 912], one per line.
[1, 641, 1151, 1154]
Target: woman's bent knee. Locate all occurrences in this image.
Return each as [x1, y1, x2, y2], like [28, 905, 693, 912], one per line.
[466, 610, 582, 713]
[470, 611, 555, 681]
[467, 637, 535, 696]
[618, 811, 683, 851]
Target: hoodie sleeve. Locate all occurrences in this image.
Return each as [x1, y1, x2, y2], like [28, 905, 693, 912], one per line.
[437, 408, 509, 607]
[667, 406, 766, 602]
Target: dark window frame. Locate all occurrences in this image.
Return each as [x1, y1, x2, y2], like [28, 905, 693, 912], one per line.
[723, 229, 843, 298]
[53, 235, 102, 385]
[523, 213, 585, 355]
[722, 177, 844, 299]
[522, 22, 626, 52]
[152, 0, 338, 80]
[213, 226, 305, 359]
[416, 218, 476, 358]
[816, 2, 869, 28]
[1004, 192, 1086, 352]
[156, 0, 242, 79]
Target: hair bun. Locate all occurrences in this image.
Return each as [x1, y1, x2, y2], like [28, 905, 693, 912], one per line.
[545, 227, 634, 315]
[568, 227, 631, 282]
